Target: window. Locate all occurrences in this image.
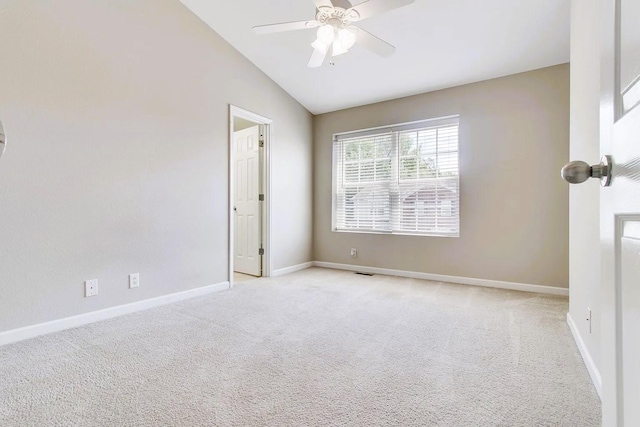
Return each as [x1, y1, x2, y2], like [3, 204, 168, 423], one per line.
[333, 116, 459, 237]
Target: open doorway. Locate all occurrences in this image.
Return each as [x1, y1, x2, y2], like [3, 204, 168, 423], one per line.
[229, 106, 272, 287]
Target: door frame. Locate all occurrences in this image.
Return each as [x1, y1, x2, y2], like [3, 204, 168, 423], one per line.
[229, 105, 273, 287]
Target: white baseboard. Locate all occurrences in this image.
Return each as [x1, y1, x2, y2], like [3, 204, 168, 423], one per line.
[272, 262, 314, 277]
[0, 281, 230, 347]
[312, 262, 569, 296]
[567, 313, 602, 398]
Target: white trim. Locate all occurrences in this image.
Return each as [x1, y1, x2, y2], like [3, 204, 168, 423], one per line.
[272, 262, 314, 277]
[567, 313, 603, 398]
[0, 282, 230, 347]
[229, 105, 273, 288]
[230, 106, 273, 128]
[312, 262, 569, 296]
[334, 115, 460, 139]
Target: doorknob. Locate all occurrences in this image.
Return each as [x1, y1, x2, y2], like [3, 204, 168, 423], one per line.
[561, 155, 612, 187]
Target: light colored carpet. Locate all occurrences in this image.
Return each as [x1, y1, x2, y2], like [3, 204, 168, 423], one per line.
[0, 268, 600, 426]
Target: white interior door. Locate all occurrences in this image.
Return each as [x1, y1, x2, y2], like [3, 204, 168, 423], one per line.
[599, 1, 640, 425]
[234, 125, 261, 276]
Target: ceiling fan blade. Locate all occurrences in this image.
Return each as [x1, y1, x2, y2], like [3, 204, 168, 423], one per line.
[313, 0, 334, 9]
[355, 27, 395, 57]
[253, 20, 320, 35]
[308, 48, 327, 68]
[331, 0, 353, 8]
[348, 0, 415, 21]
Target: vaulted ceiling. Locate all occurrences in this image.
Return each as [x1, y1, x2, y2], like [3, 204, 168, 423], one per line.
[180, 0, 570, 114]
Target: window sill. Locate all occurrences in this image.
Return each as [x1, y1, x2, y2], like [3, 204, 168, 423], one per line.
[332, 229, 459, 238]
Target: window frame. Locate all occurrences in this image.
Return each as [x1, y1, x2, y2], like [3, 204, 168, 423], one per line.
[331, 115, 460, 238]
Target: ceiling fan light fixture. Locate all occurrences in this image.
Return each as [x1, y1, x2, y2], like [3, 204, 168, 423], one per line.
[338, 27, 358, 50]
[331, 27, 357, 57]
[332, 39, 349, 56]
[316, 24, 336, 45]
[311, 38, 329, 54]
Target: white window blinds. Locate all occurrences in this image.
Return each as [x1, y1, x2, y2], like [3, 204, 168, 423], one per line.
[333, 117, 460, 237]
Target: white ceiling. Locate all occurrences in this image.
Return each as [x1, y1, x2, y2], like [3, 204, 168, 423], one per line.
[180, 0, 570, 114]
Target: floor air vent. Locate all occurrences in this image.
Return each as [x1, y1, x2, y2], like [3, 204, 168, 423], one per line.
[355, 272, 374, 276]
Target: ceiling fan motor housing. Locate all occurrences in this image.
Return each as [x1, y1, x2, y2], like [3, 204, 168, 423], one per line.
[316, 6, 359, 28]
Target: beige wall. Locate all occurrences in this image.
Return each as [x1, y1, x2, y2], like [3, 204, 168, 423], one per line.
[314, 65, 570, 288]
[568, 0, 601, 371]
[0, 0, 313, 332]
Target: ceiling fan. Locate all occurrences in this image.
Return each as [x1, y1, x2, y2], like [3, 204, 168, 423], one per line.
[252, 0, 415, 68]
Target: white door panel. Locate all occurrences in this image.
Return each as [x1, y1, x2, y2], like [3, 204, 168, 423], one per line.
[234, 125, 261, 276]
[599, 1, 640, 425]
[621, 221, 640, 426]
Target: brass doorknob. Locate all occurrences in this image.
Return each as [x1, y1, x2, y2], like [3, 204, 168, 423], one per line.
[561, 155, 612, 187]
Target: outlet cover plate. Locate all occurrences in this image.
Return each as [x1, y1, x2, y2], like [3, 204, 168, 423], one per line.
[85, 279, 98, 297]
[129, 273, 140, 289]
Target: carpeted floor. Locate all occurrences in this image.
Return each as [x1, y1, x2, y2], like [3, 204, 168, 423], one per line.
[0, 268, 601, 426]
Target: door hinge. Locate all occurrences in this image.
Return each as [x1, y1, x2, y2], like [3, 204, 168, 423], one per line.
[259, 135, 264, 147]
[259, 248, 264, 256]
[258, 194, 265, 201]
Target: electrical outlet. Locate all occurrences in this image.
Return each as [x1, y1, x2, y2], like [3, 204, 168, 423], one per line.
[85, 279, 98, 297]
[350, 248, 357, 258]
[587, 307, 592, 333]
[129, 273, 140, 289]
